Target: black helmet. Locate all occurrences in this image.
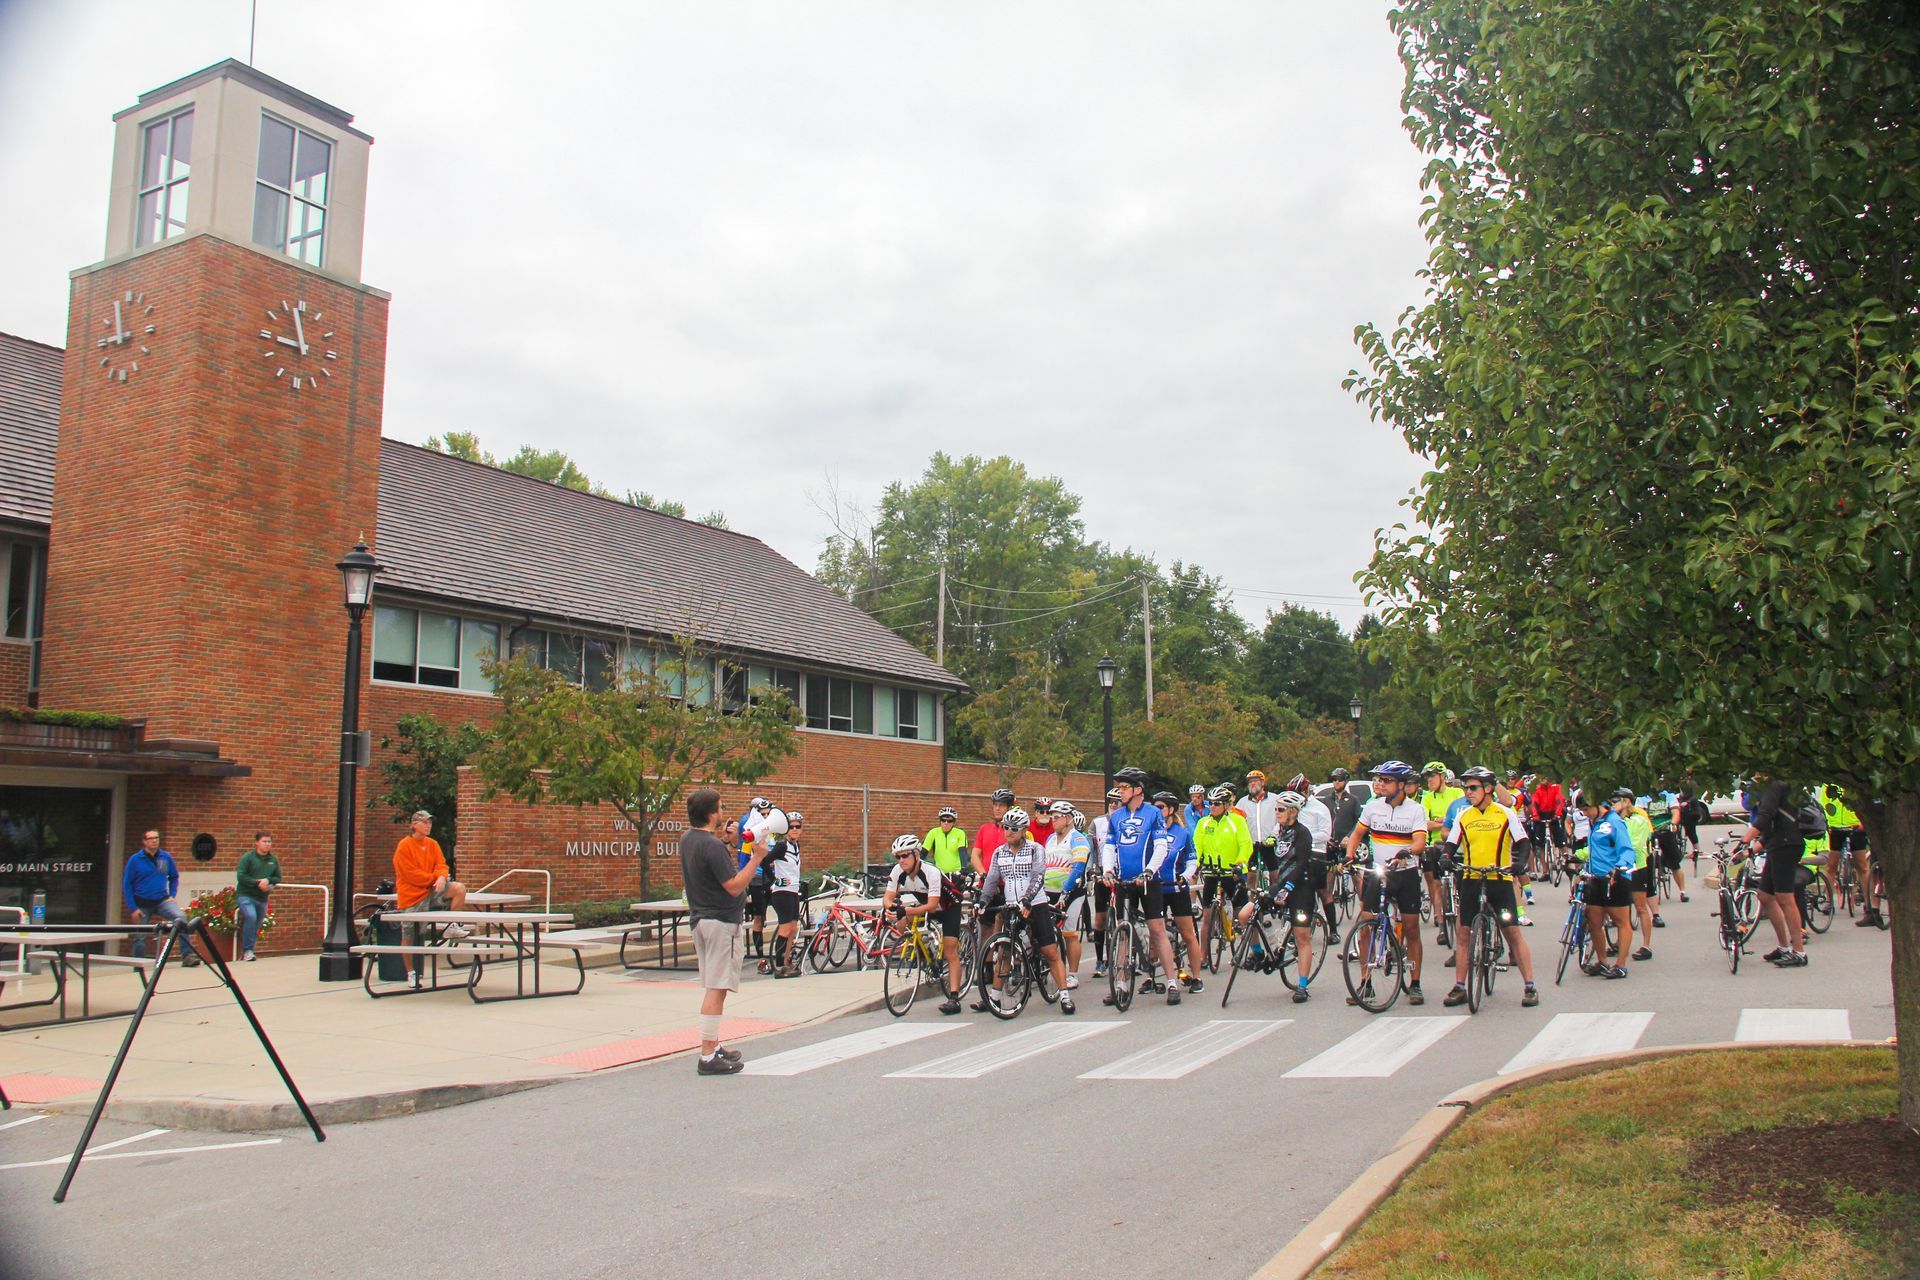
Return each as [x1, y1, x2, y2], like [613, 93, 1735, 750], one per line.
[1458, 765, 1497, 786]
[990, 787, 1015, 805]
[1114, 766, 1149, 787]
[1609, 787, 1637, 802]
[1329, 768, 1350, 783]
[1150, 790, 1178, 805]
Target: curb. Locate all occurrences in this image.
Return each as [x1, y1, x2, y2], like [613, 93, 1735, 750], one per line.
[1250, 1037, 1891, 1280]
[41, 986, 892, 1132]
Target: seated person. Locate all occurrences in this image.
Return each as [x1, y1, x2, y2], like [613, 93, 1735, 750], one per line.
[393, 809, 469, 988]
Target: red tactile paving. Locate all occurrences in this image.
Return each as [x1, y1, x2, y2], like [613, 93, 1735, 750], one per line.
[537, 1020, 790, 1071]
[1, 1073, 102, 1103]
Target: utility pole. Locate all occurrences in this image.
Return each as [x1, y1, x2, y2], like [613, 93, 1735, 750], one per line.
[935, 563, 946, 666]
[1142, 577, 1154, 721]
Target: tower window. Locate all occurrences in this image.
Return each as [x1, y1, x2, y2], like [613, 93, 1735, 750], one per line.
[135, 109, 193, 247]
[253, 114, 331, 267]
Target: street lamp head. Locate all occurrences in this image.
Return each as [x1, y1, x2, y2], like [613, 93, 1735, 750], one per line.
[1349, 695, 1363, 721]
[1096, 657, 1118, 690]
[337, 539, 383, 613]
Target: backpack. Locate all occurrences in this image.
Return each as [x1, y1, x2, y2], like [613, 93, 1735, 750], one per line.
[1795, 803, 1828, 839]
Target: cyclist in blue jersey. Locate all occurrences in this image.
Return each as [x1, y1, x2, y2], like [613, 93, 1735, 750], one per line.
[1153, 791, 1206, 996]
[1099, 766, 1184, 1005]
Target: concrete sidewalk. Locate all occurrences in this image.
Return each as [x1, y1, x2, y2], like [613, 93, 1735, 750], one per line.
[0, 955, 882, 1130]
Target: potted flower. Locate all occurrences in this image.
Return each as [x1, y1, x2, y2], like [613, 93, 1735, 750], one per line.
[184, 886, 240, 961]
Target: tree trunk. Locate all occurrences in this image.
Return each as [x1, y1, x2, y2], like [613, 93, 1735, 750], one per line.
[1861, 789, 1920, 1131]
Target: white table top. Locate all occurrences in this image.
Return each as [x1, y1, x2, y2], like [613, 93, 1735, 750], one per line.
[630, 900, 689, 914]
[0, 931, 123, 947]
[370, 892, 533, 906]
[378, 910, 572, 926]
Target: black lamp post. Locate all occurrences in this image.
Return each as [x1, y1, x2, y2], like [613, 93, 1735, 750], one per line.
[1097, 657, 1118, 796]
[1349, 694, 1364, 753]
[319, 540, 382, 981]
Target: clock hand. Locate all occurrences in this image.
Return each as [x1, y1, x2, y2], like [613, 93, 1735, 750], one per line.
[276, 336, 300, 348]
[112, 300, 125, 344]
[292, 307, 308, 356]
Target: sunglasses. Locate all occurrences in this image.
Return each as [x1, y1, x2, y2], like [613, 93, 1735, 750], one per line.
[894, 851, 915, 860]
[1463, 783, 1486, 792]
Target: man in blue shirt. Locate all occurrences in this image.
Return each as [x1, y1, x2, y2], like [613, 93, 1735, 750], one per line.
[1153, 792, 1206, 997]
[1577, 793, 1636, 979]
[1098, 767, 1184, 1006]
[122, 829, 200, 966]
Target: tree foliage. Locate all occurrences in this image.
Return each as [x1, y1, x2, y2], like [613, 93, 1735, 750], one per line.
[1114, 679, 1263, 793]
[371, 712, 492, 851]
[951, 652, 1084, 787]
[469, 645, 800, 901]
[1248, 603, 1361, 720]
[1352, 0, 1920, 1120]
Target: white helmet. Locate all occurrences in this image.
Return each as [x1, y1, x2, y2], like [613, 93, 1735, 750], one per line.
[1207, 785, 1235, 803]
[890, 833, 923, 857]
[1000, 806, 1031, 832]
[1277, 790, 1307, 811]
[1048, 800, 1074, 818]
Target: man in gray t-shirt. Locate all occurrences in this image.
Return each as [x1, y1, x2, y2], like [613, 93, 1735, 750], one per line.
[679, 786, 768, 1075]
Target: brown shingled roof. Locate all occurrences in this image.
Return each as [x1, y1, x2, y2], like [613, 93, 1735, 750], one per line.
[375, 439, 962, 690]
[0, 332, 60, 529]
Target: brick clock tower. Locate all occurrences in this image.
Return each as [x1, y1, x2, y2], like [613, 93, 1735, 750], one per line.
[40, 61, 388, 952]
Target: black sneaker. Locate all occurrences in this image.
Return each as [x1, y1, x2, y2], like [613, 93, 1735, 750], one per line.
[1346, 983, 1372, 1006]
[1857, 911, 1883, 928]
[1762, 947, 1788, 962]
[715, 1045, 742, 1064]
[1166, 987, 1182, 1006]
[1442, 985, 1468, 1007]
[1779, 952, 1809, 967]
[1580, 961, 1602, 977]
[939, 997, 962, 1015]
[970, 998, 992, 1013]
[1292, 987, 1310, 1004]
[1407, 984, 1425, 1007]
[1521, 986, 1539, 1008]
[1604, 965, 1629, 979]
[1653, 915, 1666, 929]
[1183, 976, 1205, 995]
[1632, 947, 1653, 962]
[1060, 995, 1076, 1016]
[1102, 993, 1117, 1007]
[697, 1053, 743, 1076]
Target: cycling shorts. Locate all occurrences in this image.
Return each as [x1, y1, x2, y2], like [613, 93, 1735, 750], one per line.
[1115, 879, 1165, 920]
[746, 882, 772, 916]
[1154, 880, 1194, 918]
[1004, 902, 1058, 951]
[770, 889, 800, 925]
[1630, 866, 1653, 896]
[1253, 840, 1279, 871]
[1457, 877, 1519, 928]
[1275, 882, 1323, 927]
[932, 898, 963, 934]
[1829, 828, 1869, 857]
[1092, 880, 1113, 916]
[1057, 887, 1087, 933]
[1761, 856, 1810, 897]
[1201, 871, 1249, 911]
[1360, 868, 1422, 917]
[1583, 873, 1632, 910]
[1653, 828, 1684, 869]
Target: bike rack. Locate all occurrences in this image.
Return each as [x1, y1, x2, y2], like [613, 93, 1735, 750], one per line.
[3, 920, 324, 1202]
[273, 883, 331, 944]
[475, 868, 552, 914]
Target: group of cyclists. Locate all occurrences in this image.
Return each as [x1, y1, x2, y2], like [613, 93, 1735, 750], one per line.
[743, 757, 1885, 1021]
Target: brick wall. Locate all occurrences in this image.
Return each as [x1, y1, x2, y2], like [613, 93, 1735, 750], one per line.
[39, 234, 389, 953]
[0, 642, 31, 705]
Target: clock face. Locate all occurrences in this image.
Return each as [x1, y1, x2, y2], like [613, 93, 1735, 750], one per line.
[256, 298, 341, 393]
[96, 289, 156, 382]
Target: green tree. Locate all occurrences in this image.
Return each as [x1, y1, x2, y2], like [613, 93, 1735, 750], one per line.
[1264, 716, 1362, 786]
[951, 652, 1084, 788]
[470, 644, 801, 902]
[1247, 604, 1360, 720]
[370, 713, 492, 851]
[1352, 0, 1920, 1121]
[1114, 679, 1263, 793]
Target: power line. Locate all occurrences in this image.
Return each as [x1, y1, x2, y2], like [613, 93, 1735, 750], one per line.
[961, 581, 1140, 628]
[865, 594, 938, 615]
[947, 574, 1140, 596]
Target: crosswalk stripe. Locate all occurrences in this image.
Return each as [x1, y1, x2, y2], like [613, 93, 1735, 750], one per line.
[887, 1021, 1124, 1079]
[741, 1023, 963, 1076]
[1735, 1008, 1851, 1042]
[1499, 1012, 1654, 1075]
[1080, 1019, 1290, 1080]
[1283, 1017, 1464, 1078]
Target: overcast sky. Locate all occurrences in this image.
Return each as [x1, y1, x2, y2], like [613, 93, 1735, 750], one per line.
[0, 1, 1430, 633]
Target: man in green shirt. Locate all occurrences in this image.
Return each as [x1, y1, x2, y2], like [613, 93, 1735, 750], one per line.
[922, 806, 969, 882]
[1419, 763, 1464, 935]
[235, 831, 282, 961]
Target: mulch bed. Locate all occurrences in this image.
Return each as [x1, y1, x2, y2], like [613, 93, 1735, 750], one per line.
[1692, 1116, 1920, 1219]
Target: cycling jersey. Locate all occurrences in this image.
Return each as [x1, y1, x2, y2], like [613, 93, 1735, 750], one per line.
[1643, 792, 1676, 832]
[1420, 786, 1464, 829]
[922, 824, 968, 876]
[767, 838, 801, 893]
[1193, 810, 1253, 870]
[1585, 813, 1636, 877]
[1532, 783, 1567, 818]
[1237, 791, 1279, 844]
[1157, 822, 1196, 886]
[1820, 785, 1861, 830]
[1299, 795, 1333, 853]
[1445, 801, 1528, 877]
[1357, 796, 1426, 873]
[1444, 795, 1472, 829]
[982, 837, 1049, 908]
[1183, 801, 1208, 831]
[887, 861, 944, 905]
[1100, 801, 1169, 880]
[1043, 830, 1090, 894]
[1570, 808, 1592, 842]
[1625, 810, 1653, 864]
[975, 820, 1007, 872]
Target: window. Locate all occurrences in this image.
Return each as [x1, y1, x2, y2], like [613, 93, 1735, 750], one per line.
[253, 114, 330, 266]
[805, 677, 873, 733]
[895, 689, 918, 740]
[874, 686, 897, 738]
[584, 639, 619, 692]
[745, 665, 800, 709]
[373, 606, 495, 693]
[136, 110, 193, 247]
[1, 542, 40, 641]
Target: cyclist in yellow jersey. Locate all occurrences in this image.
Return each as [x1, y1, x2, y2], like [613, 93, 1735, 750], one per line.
[1419, 763, 1464, 936]
[1437, 766, 1539, 1007]
[923, 806, 969, 880]
[1823, 784, 1881, 928]
[1624, 798, 1656, 961]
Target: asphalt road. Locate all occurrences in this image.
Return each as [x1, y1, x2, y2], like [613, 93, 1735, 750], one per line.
[2, 831, 1896, 1280]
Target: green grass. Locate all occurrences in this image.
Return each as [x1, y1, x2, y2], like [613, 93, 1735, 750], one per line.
[1319, 1047, 1916, 1280]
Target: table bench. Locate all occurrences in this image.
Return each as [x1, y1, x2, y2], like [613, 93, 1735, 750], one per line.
[0, 931, 129, 1027]
[625, 901, 696, 972]
[359, 911, 585, 1002]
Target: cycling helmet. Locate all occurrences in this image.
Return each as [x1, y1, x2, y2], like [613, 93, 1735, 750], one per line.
[786, 810, 804, 824]
[1206, 784, 1235, 803]
[1106, 786, 1125, 801]
[1150, 790, 1178, 806]
[1277, 790, 1307, 810]
[1371, 760, 1417, 780]
[1246, 769, 1266, 783]
[1506, 768, 1521, 780]
[1000, 806, 1031, 832]
[890, 833, 923, 858]
[1032, 796, 1054, 814]
[1070, 808, 1087, 832]
[990, 787, 1016, 805]
[1420, 761, 1448, 778]
[1286, 772, 1311, 794]
[1188, 783, 1206, 796]
[1609, 787, 1636, 802]
[751, 796, 771, 811]
[1329, 767, 1351, 783]
[1048, 800, 1075, 818]
[936, 806, 958, 821]
[1114, 766, 1149, 787]
[1458, 765, 1497, 786]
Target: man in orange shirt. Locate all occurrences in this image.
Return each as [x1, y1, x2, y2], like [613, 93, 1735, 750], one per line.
[394, 809, 469, 988]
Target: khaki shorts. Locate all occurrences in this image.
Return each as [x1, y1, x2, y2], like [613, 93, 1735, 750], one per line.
[692, 918, 744, 991]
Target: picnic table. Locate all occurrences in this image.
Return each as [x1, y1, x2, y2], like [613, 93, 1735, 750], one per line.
[624, 899, 697, 972]
[0, 931, 152, 1027]
[350, 910, 587, 1002]
[355, 891, 533, 910]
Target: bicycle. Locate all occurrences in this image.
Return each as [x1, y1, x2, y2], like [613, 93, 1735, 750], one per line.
[1713, 835, 1764, 948]
[980, 902, 1061, 1020]
[804, 894, 898, 973]
[1801, 860, 1835, 934]
[1219, 882, 1330, 1007]
[1104, 878, 1152, 1013]
[883, 910, 956, 1016]
[1707, 849, 1745, 975]
[1553, 871, 1595, 985]
[1340, 856, 1412, 1014]
[1460, 864, 1521, 1014]
[1199, 871, 1245, 975]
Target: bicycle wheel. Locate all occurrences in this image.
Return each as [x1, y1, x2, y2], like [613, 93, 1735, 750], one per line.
[882, 940, 922, 1017]
[1555, 912, 1580, 985]
[1341, 919, 1402, 1014]
[1805, 872, 1834, 934]
[1220, 917, 1266, 1008]
[1206, 904, 1229, 974]
[1108, 920, 1135, 1013]
[1467, 913, 1495, 1013]
[1278, 919, 1328, 991]
[983, 935, 1030, 1019]
[949, 926, 977, 1002]
[806, 921, 841, 973]
[1733, 888, 1763, 946]
[1719, 895, 1742, 975]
